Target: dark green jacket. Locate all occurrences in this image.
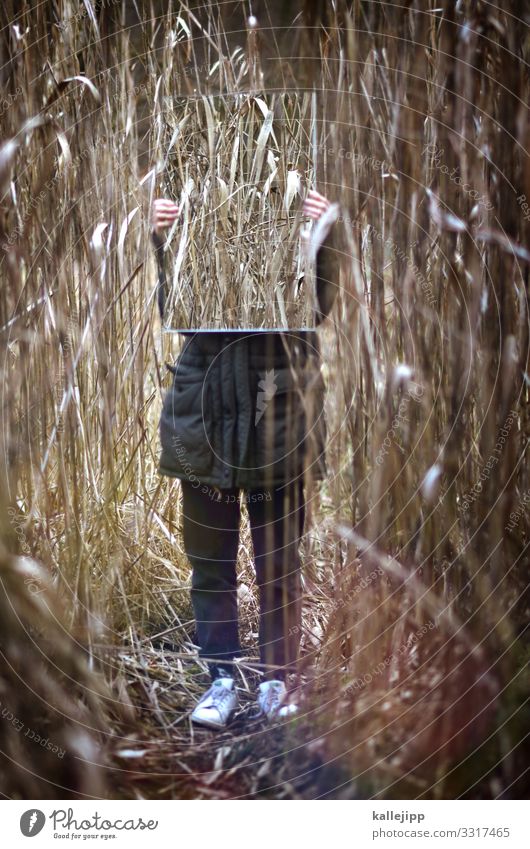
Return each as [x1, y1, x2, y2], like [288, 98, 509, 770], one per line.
[157, 206, 340, 489]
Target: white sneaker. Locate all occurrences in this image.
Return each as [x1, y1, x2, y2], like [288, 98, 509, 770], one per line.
[257, 679, 298, 721]
[191, 677, 238, 729]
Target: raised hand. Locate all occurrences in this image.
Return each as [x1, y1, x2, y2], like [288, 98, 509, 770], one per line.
[152, 198, 180, 235]
[302, 189, 331, 221]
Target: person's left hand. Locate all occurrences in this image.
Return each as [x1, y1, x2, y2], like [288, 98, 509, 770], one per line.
[303, 189, 331, 221]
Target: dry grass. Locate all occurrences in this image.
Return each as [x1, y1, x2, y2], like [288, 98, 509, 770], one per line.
[158, 91, 317, 328]
[0, 0, 528, 799]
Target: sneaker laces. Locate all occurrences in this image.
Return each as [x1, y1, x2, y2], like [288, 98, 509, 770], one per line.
[213, 687, 232, 705]
[201, 681, 233, 708]
[262, 682, 284, 715]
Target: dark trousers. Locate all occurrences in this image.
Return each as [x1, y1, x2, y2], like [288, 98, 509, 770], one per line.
[181, 480, 305, 681]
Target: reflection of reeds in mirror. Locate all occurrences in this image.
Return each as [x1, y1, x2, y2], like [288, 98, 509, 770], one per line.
[158, 93, 316, 329]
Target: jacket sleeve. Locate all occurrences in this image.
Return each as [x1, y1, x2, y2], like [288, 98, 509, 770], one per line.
[151, 229, 167, 321]
[310, 203, 341, 325]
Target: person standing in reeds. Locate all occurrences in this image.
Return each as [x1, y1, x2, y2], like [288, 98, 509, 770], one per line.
[151, 190, 339, 729]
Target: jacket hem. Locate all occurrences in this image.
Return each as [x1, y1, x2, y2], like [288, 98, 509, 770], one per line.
[157, 465, 325, 489]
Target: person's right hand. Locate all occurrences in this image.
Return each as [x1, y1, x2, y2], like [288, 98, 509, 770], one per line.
[152, 198, 180, 234]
